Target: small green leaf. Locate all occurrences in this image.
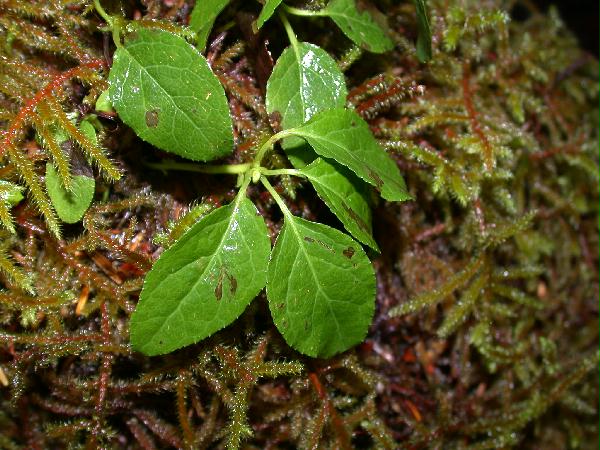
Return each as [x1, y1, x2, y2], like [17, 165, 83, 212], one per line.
[267, 215, 375, 358]
[255, 0, 283, 30]
[323, 0, 394, 53]
[189, 0, 229, 51]
[95, 89, 113, 113]
[109, 29, 233, 162]
[413, 0, 432, 63]
[266, 42, 347, 148]
[130, 195, 271, 356]
[300, 158, 378, 251]
[45, 164, 95, 224]
[289, 109, 410, 202]
[0, 180, 24, 207]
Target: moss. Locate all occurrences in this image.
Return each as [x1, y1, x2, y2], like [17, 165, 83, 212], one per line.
[0, 0, 597, 448]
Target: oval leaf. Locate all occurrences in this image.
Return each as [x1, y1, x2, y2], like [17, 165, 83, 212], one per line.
[301, 158, 378, 251]
[255, 0, 283, 30]
[189, 0, 229, 51]
[45, 164, 95, 224]
[267, 215, 375, 358]
[130, 196, 270, 356]
[109, 29, 233, 161]
[324, 0, 394, 53]
[266, 42, 347, 148]
[289, 109, 410, 202]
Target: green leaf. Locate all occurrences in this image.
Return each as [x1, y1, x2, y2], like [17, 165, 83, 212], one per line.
[189, 0, 229, 51]
[0, 180, 24, 207]
[413, 0, 432, 62]
[255, 0, 283, 30]
[289, 109, 410, 202]
[130, 195, 271, 356]
[300, 158, 378, 251]
[267, 215, 375, 357]
[266, 42, 347, 148]
[323, 0, 394, 53]
[108, 29, 233, 162]
[45, 164, 95, 224]
[95, 89, 113, 113]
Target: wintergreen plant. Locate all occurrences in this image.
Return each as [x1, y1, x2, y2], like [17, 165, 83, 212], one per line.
[92, 0, 431, 357]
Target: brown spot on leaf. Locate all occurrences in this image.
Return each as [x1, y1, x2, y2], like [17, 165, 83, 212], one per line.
[214, 279, 223, 301]
[304, 236, 315, 243]
[368, 168, 384, 190]
[228, 274, 237, 295]
[343, 203, 370, 234]
[343, 247, 355, 259]
[145, 109, 160, 128]
[277, 302, 284, 309]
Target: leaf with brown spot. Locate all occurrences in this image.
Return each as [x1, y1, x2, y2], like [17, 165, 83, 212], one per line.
[289, 109, 411, 202]
[131, 195, 270, 356]
[301, 157, 378, 251]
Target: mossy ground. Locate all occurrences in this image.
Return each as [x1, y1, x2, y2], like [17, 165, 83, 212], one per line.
[0, 0, 597, 448]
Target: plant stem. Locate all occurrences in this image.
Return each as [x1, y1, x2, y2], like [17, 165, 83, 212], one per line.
[145, 160, 252, 175]
[283, 5, 326, 18]
[260, 177, 293, 220]
[93, 0, 112, 26]
[260, 168, 304, 178]
[253, 130, 293, 169]
[279, 11, 299, 50]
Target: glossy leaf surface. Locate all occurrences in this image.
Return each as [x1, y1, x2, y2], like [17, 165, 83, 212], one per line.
[324, 0, 394, 53]
[189, 0, 229, 51]
[301, 158, 378, 250]
[290, 109, 410, 201]
[130, 196, 271, 356]
[255, 0, 283, 30]
[266, 42, 347, 148]
[413, 0, 432, 62]
[267, 216, 375, 358]
[109, 29, 233, 161]
[45, 164, 95, 224]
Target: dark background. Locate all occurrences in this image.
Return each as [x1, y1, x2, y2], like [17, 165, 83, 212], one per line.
[536, 0, 599, 56]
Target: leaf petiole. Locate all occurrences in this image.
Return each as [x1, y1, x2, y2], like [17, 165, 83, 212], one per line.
[93, 0, 112, 26]
[260, 177, 292, 219]
[278, 11, 299, 50]
[282, 5, 326, 18]
[144, 160, 252, 175]
[260, 168, 304, 178]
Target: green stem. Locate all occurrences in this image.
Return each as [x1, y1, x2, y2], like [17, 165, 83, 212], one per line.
[145, 160, 252, 175]
[260, 168, 304, 178]
[278, 11, 299, 50]
[283, 5, 326, 18]
[93, 0, 112, 26]
[253, 130, 293, 169]
[261, 177, 292, 219]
